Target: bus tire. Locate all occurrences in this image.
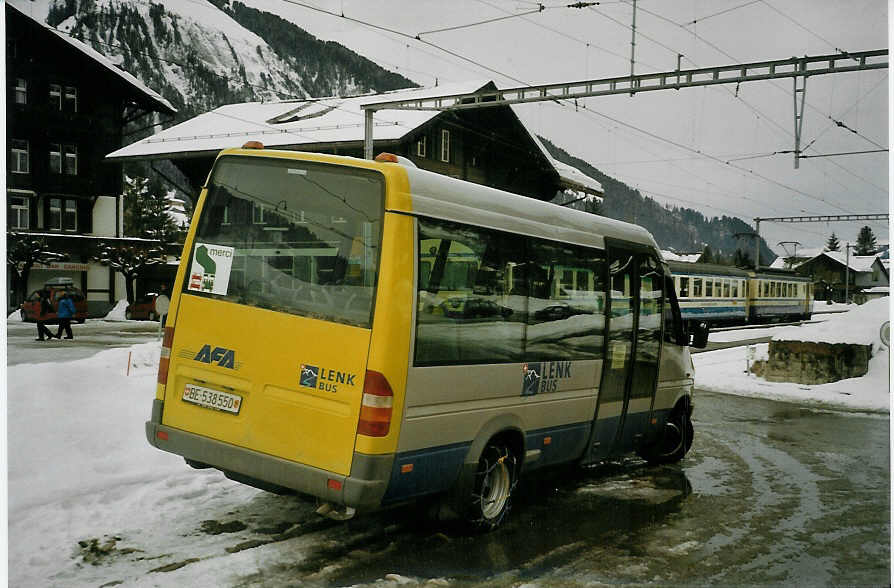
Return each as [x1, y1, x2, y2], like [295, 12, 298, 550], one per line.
[464, 443, 517, 531]
[639, 406, 694, 465]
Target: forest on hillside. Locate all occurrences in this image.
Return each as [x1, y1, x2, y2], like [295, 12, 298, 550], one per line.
[541, 138, 776, 265]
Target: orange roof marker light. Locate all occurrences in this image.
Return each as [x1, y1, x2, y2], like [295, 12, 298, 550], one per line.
[374, 152, 417, 167]
[242, 140, 264, 149]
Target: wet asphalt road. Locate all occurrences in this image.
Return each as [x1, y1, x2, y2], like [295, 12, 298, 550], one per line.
[281, 390, 890, 587]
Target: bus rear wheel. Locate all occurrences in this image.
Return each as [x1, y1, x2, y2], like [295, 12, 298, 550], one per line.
[465, 443, 517, 531]
[639, 408, 694, 465]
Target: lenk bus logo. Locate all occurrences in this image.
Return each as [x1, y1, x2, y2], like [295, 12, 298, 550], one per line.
[193, 345, 236, 369]
[522, 361, 572, 396]
[300, 363, 356, 393]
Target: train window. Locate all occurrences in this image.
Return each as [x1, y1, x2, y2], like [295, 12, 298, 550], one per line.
[723, 279, 731, 297]
[705, 279, 713, 297]
[692, 278, 702, 297]
[731, 280, 739, 298]
[679, 276, 689, 298]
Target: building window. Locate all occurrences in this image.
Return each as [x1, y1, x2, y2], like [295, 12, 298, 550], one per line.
[49, 198, 62, 230]
[416, 135, 427, 158]
[50, 143, 62, 174]
[14, 78, 27, 105]
[63, 199, 77, 231]
[252, 202, 266, 224]
[10, 139, 29, 174]
[64, 86, 78, 112]
[64, 145, 78, 175]
[440, 129, 450, 163]
[10, 195, 30, 229]
[49, 83, 62, 110]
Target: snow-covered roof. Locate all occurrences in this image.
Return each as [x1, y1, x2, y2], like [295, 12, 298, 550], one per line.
[9, 0, 176, 115]
[526, 130, 602, 196]
[660, 250, 702, 263]
[106, 81, 603, 196]
[805, 251, 884, 273]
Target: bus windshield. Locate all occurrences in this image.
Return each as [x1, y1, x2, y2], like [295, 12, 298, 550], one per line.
[186, 156, 384, 328]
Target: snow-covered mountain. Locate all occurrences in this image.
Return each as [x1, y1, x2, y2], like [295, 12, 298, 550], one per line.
[18, 0, 416, 120]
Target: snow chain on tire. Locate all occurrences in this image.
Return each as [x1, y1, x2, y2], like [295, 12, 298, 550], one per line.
[468, 444, 518, 531]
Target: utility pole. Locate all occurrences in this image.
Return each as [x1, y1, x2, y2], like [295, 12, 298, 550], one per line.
[844, 242, 857, 304]
[753, 218, 761, 270]
[629, 0, 637, 96]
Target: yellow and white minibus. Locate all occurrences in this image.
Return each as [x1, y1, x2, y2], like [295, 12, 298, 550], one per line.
[146, 145, 705, 530]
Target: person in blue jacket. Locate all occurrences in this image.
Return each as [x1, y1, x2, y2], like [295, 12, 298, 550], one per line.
[55, 291, 76, 340]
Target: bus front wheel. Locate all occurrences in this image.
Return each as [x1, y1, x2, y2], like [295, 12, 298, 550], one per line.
[465, 443, 517, 531]
[639, 407, 694, 465]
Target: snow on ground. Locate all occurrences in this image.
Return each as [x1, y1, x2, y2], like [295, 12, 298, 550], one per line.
[105, 299, 130, 321]
[694, 298, 890, 413]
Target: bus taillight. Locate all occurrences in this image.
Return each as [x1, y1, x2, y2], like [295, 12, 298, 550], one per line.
[158, 326, 174, 386]
[358, 370, 393, 437]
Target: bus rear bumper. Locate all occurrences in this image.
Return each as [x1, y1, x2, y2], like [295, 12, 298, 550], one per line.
[145, 400, 392, 510]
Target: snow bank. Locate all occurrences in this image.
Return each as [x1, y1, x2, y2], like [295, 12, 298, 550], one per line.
[104, 299, 130, 321]
[695, 298, 891, 413]
[771, 297, 890, 346]
[7, 342, 174, 514]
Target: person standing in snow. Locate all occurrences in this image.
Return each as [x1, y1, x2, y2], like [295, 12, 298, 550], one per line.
[35, 290, 56, 341]
[54, 291, 76, 340]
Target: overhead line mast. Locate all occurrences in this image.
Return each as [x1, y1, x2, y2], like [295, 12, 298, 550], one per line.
[361, 49, 888, 165]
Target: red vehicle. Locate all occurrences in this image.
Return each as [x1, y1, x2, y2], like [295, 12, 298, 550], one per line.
[20, 278, 88, 323]
[126, 293, 161, 321]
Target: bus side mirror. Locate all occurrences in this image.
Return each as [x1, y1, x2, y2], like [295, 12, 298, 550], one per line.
[689, 322, 709, 349]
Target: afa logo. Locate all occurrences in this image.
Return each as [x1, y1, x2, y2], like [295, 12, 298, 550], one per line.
[193, 345, 236, 369]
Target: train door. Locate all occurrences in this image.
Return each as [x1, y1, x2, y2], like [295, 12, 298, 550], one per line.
[585, 243, 663, 462]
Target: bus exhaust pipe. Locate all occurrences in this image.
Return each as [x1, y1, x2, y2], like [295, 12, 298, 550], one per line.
[315, 503, 357, 521]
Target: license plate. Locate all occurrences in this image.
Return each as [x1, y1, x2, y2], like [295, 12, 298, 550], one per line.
[182, 384, 242, 414]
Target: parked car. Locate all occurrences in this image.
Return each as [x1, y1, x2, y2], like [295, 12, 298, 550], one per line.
[534, 303, 574, 321]
[440, 296, 513, 319]
[126, 293, 162, 321]
[20, 278, 88, 323]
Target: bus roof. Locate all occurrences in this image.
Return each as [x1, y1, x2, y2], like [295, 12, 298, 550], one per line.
[398, 162, 657, 252]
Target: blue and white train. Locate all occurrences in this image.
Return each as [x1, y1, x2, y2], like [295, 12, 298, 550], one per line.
[667, 261, 814, 326]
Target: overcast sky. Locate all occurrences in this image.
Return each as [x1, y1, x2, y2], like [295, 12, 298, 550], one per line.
[240, 0, 889, 255]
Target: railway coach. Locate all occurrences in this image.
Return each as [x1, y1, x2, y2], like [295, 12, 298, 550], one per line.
[668, 261, 813, 326]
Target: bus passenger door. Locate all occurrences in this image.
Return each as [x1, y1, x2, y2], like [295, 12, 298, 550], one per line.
[585, 247, 663, 462]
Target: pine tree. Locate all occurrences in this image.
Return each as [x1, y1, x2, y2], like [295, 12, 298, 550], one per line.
[97, 176, 181, 303]
[825, 232, 840, 252]
[855, 226, 878, 256]
[123, 175, 183, 244]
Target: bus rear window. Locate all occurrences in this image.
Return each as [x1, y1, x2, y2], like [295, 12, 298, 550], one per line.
[186, 156, 384, 328]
